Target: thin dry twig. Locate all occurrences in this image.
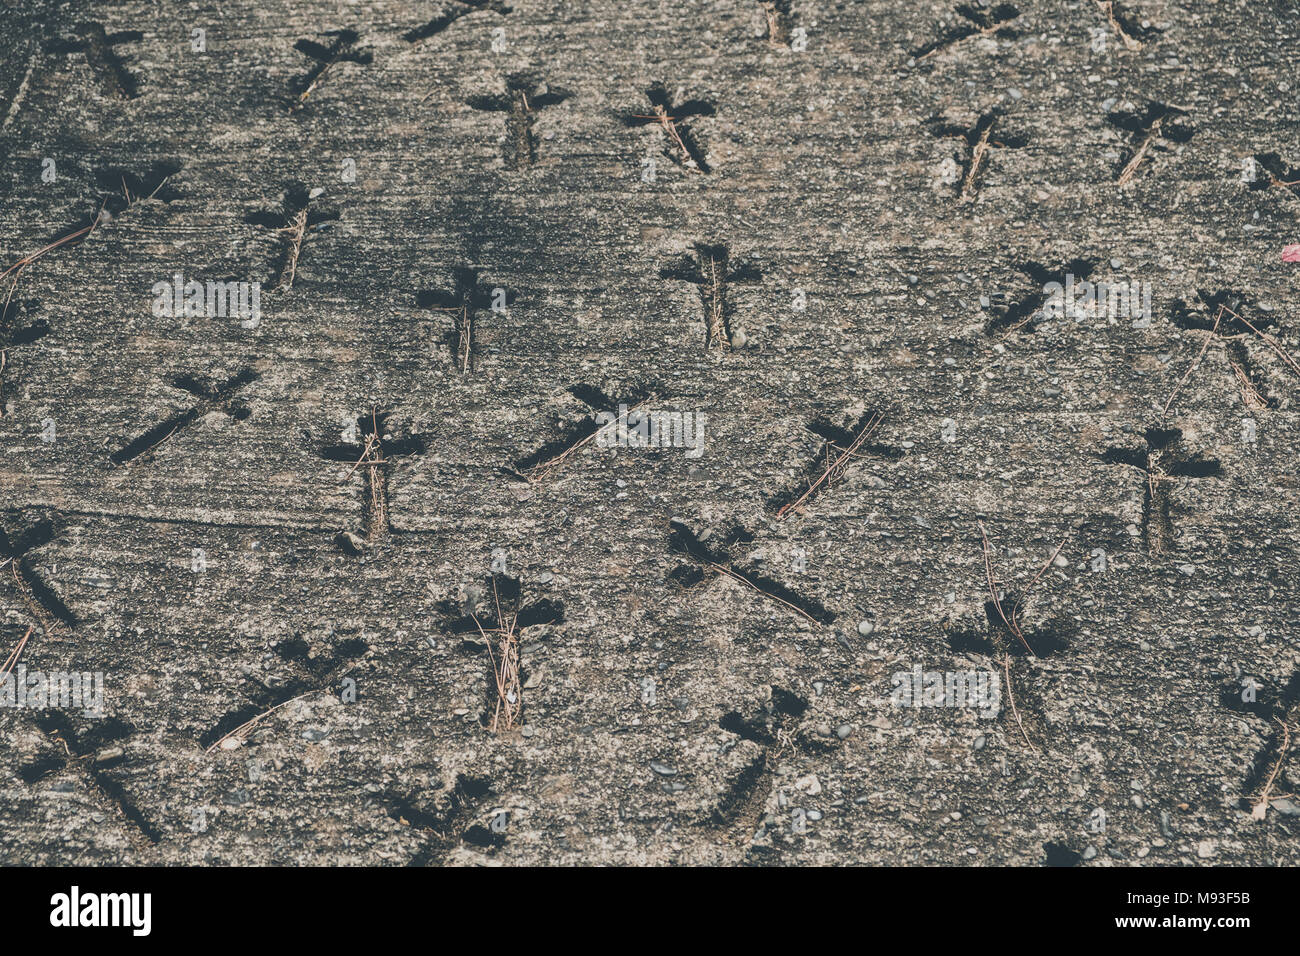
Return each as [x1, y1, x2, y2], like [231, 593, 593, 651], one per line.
[706, 254, 727, 347]
[979, 522, 1034, 656]
[272, 207, 309, 291]
[1231, 360, 1270, 409]
[631, 107, 702, 172]
[707, 561, 824, 627]
[1095, 0, 1144, 51]
[977, 523, 1067, 752]
[1251, 717, 1294, 820]
[340, 409, 388, 538]
[1161, 305, 1223, 419]
[522, 394, 656, 480]
[1221, 304, 1300, 381]
[1117, 118, 1161, 185]
[1, 626, 33, 687]
[471, 577, 522, 732]
[1001, 652, 1036, 753]
[777, 411, 885, 520]
[960, 121, 994, 202]
[206, 691, 318, 754]
[3, 203, 107, 332]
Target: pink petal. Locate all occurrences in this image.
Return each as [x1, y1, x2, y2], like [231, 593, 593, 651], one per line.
[1284, 245, 1300, 262]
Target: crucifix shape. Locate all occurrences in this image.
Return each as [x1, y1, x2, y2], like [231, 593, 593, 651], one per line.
[46, 23, 143, 99]
[935, 110, 1027, 202]
[1249, 152, 1300, 205]
[511, 383, 653, 479]
[911, 3, 1021, 61]
[110, 368, 259, 467]
[319, 410, 427, 549]
[1101, 426, 1221, 554]
[659, 243, 760, 349]
[416, 269, 513, 372]
[985, 258, 1095, 335]
[202, 635, 369, 752]
[1107, 102, 1194, 185]
[16, 711, 162, 845]
[0, 298, 49, 414]
[1167, 291, 1292, 412]
[289, 29, 372, 111]
[1, 516, 76, 631]
[667, 519, 835, 626]
[404, 1, 512, 43]
[758, 1, 795, 45]
[467, 75, 570, 169]
[712, 684, 838, 835]
[245, 186, 339, 291]
[437, 575, 564, 732]
[1239, 668, 1300, 819]
[770, 409, 904, 519]
[618, 83, 715, 174]
[1094, 1, 1160, 51]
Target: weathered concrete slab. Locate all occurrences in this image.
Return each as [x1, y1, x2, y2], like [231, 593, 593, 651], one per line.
[1, 0, 1298, 864]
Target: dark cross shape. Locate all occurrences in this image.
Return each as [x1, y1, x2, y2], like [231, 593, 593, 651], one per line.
[667, 519, 835, 626]
[201, 636, 369, 751]
[511, 383, 653, 479]
[0, 515, 76, 630]
[1248, 152, 1300, 204]
[17, 711, 162, 844]
[659, 243, 761, 349]
[2, 163, 177, 413]
[45, 23, 143, 99]
[1107, 101, 1194, 185]
[934, 110, 1027, 202]
[416, 268, 513, 372]
[0, 299, 50, 415]
[1101, 426, 1221, 554]
[93, 163, 182, 211]
[467, 75, 570, 169]
[289, 30, 372, 112]
[712, 684, 837, 835]
[911, 3, 1021, 61]
[244, 186, 339, 291]
[319, 410, 427, 549]
[385, 773, 503, 859]
[770, 409, 904, 520]
[403, 0, 512, 43]
[1094, 1, 1160, 51]
[110, 368, 259, 467]
[984, 258, 1095, 336]
[1170, 291, 1280, 411]
[1238, 668, 1300, 818]
[758, 1, 795, 45]
[617, 83, 715, 174]
[437, 575, 564, 731]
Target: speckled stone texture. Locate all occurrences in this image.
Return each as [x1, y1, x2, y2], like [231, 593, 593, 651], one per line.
[1, 0, 1298, 865]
